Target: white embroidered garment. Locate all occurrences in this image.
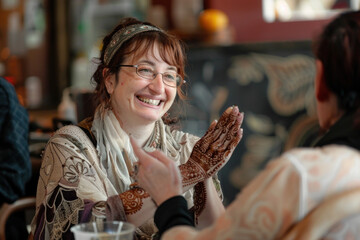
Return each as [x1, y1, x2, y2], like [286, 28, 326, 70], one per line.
[162, 145, 360, 240]
[30, 106, 212, 239]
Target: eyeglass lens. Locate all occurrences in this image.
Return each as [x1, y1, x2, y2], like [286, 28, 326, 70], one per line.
[136, 64, 180, 87]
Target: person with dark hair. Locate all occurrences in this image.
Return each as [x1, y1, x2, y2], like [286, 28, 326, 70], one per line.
[0, 77, 30, 204]
[312, 10, 360, 148]
[30, 18, 243, 240]
[0, 77, 31, 239]
[133, 10, 360, 240]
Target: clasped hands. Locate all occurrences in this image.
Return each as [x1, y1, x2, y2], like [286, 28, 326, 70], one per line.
[131, 106, 244, 205]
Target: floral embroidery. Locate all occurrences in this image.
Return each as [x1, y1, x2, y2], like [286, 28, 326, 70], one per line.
[64, 156, 96, 184]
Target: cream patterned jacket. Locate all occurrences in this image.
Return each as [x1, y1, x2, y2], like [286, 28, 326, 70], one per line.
[162, 145, 360, 240]
[30, 122, 222, 240]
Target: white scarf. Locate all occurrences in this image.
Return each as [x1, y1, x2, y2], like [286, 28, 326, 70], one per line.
[92, 106, 139, 193]
[91, 105, 197, 196]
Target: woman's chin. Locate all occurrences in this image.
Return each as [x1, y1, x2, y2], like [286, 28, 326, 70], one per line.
[136, 112, 162, 124]
[135, 106, 169, 123]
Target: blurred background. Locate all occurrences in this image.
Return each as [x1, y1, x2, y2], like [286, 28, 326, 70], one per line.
[0, 0, 358, 205]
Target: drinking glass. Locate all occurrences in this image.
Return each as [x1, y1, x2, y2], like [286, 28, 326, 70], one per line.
[71, 221, 135, 240]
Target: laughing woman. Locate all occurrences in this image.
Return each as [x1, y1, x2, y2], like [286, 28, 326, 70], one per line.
[30, 18, 244, 240]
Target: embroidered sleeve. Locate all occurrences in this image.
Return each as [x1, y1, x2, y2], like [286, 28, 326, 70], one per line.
[31, 128, 126, 239]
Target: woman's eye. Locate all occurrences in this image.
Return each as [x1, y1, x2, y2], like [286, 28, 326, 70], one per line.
[164, 73, 176, 80]
[138, 67, 153, 73]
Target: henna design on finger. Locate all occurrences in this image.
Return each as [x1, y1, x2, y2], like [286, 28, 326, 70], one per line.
[210, 107, 239, 146]
[119, 185, 150, 215]
[216, 119, 242, 152]
[198, 134, 214, 154]
[223, 129, 242, 160]
[217, 106, 238, 126]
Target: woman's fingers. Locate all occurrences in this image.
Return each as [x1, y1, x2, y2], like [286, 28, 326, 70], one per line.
[148, 149, 182, 186]
[131, 137, 182, 205]
[196, 119, 218, 153]
[215, 111, 244, 151]
[147, 149, 174, 166]
[217, 106, 239, 128]
[180, 106, 245, 187]
[198, 106, 239, 153]
[130, 137, 154, 169]
[210, 106, 240, 145]
[222, 128, 243, 161]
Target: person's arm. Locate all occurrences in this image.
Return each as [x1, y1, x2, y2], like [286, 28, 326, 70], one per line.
[119, 106, 243, 229]
[0, 80, 30, 204]
[154, 196, 194, 236]
[136, 143, 302, 240]
[179, 106, 243, 228]
[154, 178, 226, 231]
[193, 178, 225, 228]
[31, 129, 120, 239]
[161, 156, 303, 240]
[115, 106, 244, 228]
[31, 125, 201, 240]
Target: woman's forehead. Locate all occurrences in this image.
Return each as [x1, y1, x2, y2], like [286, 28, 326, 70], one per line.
[127, 42, 175, 67]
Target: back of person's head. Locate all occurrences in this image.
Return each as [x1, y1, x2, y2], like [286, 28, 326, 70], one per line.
[313, 10, 360, 112]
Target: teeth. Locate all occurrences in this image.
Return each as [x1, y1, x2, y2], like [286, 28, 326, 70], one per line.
[138, 96, 160, 106]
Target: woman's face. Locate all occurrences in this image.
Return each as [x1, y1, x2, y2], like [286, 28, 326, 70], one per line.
[105, 43, 177, 125]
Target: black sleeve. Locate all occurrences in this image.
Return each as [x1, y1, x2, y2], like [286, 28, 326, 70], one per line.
[154, 195, 195, 237]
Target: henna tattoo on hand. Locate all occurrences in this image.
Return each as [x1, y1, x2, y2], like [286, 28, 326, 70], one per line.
[181, 106, 244, 187]
[119, 184, 150, 215]
[193, 182, 206, 225]
[179, 159, 207, 187]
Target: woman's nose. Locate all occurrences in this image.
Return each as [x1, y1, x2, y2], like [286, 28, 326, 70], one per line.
[148, 73, 165, 93]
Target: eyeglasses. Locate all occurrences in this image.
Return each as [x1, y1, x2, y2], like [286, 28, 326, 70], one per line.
[118, 64, 184, 88]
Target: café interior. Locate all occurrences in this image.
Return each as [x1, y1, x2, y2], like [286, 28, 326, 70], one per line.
[0, 0, 359, 239]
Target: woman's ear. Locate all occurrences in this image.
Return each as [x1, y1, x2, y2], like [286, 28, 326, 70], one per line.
[103, 68, 115, 94]
[315, 60, 330, 102]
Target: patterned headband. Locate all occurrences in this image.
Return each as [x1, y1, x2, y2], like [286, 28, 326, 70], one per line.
[104, 24, 162, 65]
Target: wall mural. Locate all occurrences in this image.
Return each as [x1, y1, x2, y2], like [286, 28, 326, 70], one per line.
[172, 42, 321, 205]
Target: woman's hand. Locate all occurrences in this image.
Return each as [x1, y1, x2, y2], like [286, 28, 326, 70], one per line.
[131, 139, 182, 206]
[180, 106, 244, 187]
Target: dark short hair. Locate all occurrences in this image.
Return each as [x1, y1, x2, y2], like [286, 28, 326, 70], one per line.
[313, 10, 360, 111]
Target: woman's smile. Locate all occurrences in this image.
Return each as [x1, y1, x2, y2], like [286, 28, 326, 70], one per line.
[137, 96, 162, 106]
[105, 43, 177, 125]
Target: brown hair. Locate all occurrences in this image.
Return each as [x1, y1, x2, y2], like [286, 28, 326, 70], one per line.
[313, 11, 360, 112]
[92, 18, 187, 110]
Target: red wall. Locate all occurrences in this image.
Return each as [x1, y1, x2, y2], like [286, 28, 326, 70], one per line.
[208, 0, 332, 43]
[151, 0, 334, 43]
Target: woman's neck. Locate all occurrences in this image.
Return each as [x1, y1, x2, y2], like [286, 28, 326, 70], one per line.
[112, 111, 156, 147]
[123, 122, 156, 147]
